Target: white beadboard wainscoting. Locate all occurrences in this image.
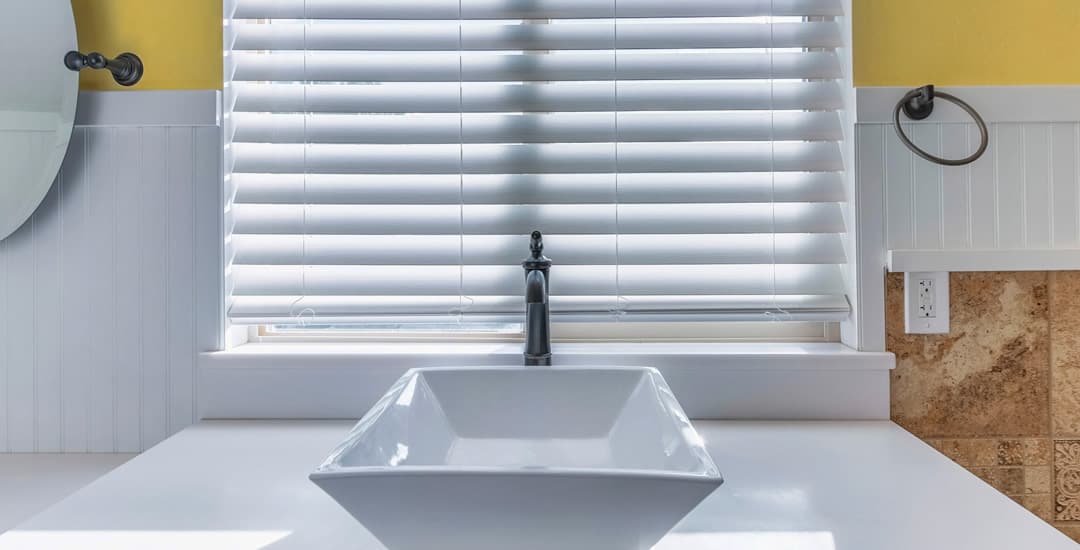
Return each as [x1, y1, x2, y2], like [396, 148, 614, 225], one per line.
[0, 91, 221, 453]
[857, 86, 1080, 272]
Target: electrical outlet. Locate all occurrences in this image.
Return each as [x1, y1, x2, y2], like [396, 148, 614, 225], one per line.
[904, 272, 949, 334]
[916, 278, 935, 318]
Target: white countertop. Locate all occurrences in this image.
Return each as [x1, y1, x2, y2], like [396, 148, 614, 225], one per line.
[0, 420, 1074, 550]
[0, 454, 134, 534]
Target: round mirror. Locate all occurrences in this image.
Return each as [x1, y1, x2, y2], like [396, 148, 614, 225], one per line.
[0, 0, 78, 240]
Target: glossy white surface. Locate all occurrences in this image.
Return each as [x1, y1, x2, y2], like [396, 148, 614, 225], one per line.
[2, 420, 1075, 550]
[312, 367, 721, 549]
[0, 454, 133, 534]
[0, 0, 78, 241]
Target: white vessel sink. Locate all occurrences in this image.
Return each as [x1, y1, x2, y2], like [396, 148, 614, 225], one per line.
[310, 366, 722, 550]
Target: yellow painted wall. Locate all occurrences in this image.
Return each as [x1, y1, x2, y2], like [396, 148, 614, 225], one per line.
[67, 0, 1080, 89]
[854, 0, 1080, 86]
[71, 0, 221, 90]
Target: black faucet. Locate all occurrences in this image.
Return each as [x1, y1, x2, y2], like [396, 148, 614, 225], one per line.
[522, 231, 552, 366]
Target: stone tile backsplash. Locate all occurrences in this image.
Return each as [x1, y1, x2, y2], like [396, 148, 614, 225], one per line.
[1056, 441, 1080, 522]
[1051, 274, 1080, 438]
[888, 272, 1050, 438]
[886, 272, 1080, 542]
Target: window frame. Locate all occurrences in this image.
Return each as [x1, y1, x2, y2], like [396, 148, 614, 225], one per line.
[220, 0, 877, 351]
[206, 0, 891, 422]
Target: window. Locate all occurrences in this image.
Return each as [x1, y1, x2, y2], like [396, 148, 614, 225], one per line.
[223, 0, 849, 337]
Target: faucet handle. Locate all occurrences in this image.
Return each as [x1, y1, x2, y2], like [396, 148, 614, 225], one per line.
[523, 230, 552, 270]
[529, 231, 544, 257]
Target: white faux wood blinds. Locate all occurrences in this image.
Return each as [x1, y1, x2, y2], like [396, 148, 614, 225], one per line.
[225, 0, 849, 325]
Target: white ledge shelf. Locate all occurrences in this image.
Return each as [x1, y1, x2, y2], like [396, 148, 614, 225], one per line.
[887, 248, 1080, 272]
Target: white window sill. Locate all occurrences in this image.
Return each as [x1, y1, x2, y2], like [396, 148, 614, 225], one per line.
[203, 341, 892, 370]
[198, 342, 893, 421]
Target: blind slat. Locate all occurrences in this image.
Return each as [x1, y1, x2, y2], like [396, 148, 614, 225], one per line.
[231, 172, 846, 205]
[233, 0, 844, 20]
[231, 264, 845, 296]
[231, 51, 842, 82]
[231, 142, 843, 174]
[232, 111, 842, 144]
[232, 81, 844, 114]
[233, 21, 841, 52]
[231, 233, 847, 266]
[231, 203, 845, 235]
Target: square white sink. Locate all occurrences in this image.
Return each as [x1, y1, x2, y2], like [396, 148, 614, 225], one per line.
[310, 366, 722, 550]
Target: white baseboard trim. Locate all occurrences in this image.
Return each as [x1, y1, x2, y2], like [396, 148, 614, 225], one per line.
[74, 90, 220, 127]
[198, 343, 894, 421]
[857, 86, 1080, 124]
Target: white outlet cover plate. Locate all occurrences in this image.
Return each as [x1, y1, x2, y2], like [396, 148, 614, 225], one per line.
[904, 271, 949, 334]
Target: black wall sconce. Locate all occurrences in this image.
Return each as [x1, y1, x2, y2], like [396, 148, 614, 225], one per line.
[64, 51, 143, 87]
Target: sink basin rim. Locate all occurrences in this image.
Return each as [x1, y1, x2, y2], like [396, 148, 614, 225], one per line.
[310, 465, 722, 483]
[311, 365, 722, 484]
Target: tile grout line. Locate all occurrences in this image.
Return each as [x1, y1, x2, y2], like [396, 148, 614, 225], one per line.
[1049, 275, 1058, 523]
[1048, 272, 1055, 443]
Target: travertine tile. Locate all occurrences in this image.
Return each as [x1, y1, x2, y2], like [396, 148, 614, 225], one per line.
[935, 439, 973, 465]
[1023, 438, 1053, 466]
[998, 439, 1025, 465]
[888, 272, 1051, 438]
[1056, 523, 1080, 544]
[1026, 465, 1052, 494]
[1020, 494, 1055, 522]
[1050, 272, 1080, 437]
[933, 438, 1002, 468]
[995, 467, 1026, 495]
[971, 439, 1001, 466]
[970, 466, 1027, 495]
[969, 466, 994, 485]
[1055, 440, 1080, 521]
[889, 271, 1080, 542]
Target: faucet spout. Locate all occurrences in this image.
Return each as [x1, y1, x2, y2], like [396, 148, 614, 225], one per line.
[524, 270, 551, 366]
[523, 231, 552, 366]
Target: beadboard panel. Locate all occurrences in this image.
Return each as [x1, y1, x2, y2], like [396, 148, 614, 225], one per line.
[859, 122, 1080, 253]
[0, 124, 221, 453]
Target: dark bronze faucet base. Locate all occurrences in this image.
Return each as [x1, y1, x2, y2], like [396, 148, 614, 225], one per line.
[524, 356, 552, 367]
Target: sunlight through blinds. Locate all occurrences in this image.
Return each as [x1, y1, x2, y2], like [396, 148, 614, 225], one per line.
[224, 0, 850, 325]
